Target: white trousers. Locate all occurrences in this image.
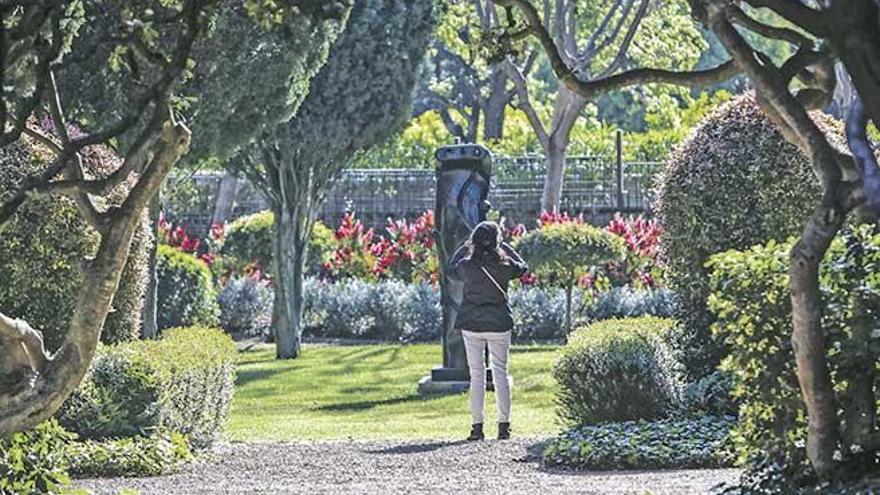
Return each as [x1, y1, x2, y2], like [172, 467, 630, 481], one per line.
[462, 330, 511, 424]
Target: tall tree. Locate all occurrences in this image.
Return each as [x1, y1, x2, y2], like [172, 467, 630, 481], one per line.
[0, 0, 348, 436]
[493, 0, 880, 479]
[416, 0, 523, 142]
[505, 0, 710, 212]
[232, 0, 440, 359]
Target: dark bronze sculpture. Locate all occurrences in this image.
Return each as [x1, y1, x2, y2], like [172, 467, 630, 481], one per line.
[431, 144, 492, 384]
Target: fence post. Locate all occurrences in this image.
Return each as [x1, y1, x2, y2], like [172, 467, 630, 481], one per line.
[615, 129, 624, 210]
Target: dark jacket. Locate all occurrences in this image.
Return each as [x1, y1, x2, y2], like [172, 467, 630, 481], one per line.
[448, 242, 528, 332]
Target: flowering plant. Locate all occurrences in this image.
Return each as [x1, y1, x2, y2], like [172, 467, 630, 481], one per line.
[604, 213, 664, 288]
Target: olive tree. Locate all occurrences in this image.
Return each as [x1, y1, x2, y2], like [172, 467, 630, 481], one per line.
[233, 0, 440, 359]
[0, 0, 348, 436]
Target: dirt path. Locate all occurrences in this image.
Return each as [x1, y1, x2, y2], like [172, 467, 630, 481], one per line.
[75, 438, 739, 495]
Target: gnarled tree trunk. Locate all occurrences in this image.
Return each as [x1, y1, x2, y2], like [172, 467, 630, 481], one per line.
[789, 193, 846, 476]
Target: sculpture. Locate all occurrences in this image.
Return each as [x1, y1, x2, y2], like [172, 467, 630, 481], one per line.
[430, 144, 492, 384]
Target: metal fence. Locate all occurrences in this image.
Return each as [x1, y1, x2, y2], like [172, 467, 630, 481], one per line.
[171, 155, 663, 232]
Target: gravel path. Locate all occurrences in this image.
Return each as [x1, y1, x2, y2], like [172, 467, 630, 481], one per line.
[75, 439, 739, 495]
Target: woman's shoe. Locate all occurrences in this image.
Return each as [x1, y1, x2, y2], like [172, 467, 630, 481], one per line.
[467, 423, 484, 441]
[498, 422, 510, 440]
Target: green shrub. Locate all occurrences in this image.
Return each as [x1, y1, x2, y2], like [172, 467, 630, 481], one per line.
[157, 245, 220, 330]
[222, 210, 333, 275]
[67, 430, 191, 478]
[683, 370, 738, 417]
[0, 137, 152, 351]
[0, 420, 73, 495]
[707, 227, 880, 474]
[58, 326, 237, 449]
[655, 93, 837, 379]
[515, 221, 626, 333]
[544, 415, 736, 470]
[553, 316, 684, 424]
[103, 211, 153, 343]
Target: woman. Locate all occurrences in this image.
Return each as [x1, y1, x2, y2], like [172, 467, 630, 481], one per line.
[448, 221, 528, 441]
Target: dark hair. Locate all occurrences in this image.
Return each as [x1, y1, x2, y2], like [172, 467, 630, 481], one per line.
[468, 221, 504, 263]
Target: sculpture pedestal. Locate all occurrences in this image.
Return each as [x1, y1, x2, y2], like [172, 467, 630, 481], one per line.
[417, 366, 513, 396]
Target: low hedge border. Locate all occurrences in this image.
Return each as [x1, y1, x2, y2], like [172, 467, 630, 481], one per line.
[58, 326, 237, 450]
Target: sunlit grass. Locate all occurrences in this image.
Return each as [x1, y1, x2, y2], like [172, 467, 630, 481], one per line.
[226, 343, 563, 441]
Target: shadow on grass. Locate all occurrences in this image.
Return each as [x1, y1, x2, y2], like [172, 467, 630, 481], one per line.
[313, 393, 443, 412]
[365, 440, 469, 455]
[511, 346, 559, 354]
[235, 365, 309, 388]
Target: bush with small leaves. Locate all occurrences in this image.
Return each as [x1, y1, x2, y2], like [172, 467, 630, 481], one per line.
[157, 245, 220, 330]
[66, 430, 192, 478]
[0, 420, 73, 494]
[655, 93, 837, 379]
[58, 327, 237, 450]
[218, 275, 273, 337]
[554, 317, 684, 425]
[223, 210, 333, 275]
[303, 278, 441, 342]
[0, 133, 152, 351]
[707, 227, 880, 479]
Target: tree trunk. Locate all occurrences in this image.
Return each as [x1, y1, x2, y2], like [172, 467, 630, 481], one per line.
[542, 143, 566, 213]
[482, 65, 509, 141]
[271, 202, 309, 360]
[210, 171, 239, 228]
[789, 195, 845, 478]
[564, 280, 573, 337]
[142, 194, 161, 339]
[540, 86, 587, 213]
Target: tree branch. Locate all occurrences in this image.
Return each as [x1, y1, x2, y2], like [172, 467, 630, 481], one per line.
[728, 5, 815, 47]
[491, 0, 740, 100]
[846, 95, 880, 213]
[744, 0, 827, 37]
[505, 59, 549, 148]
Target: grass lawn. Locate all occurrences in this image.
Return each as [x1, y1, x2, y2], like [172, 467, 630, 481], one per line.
[226, 343, 563, 441]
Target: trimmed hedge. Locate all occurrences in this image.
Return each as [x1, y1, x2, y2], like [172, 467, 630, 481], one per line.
[222, 210, 334, 275]
[0, 135, 152, 350]
[58, 326, 237, 449]
[655, 93, 835, 379]
[544, 415, 736, 470]
[157, 245, 220, 330]
[554, 317, 683, 424]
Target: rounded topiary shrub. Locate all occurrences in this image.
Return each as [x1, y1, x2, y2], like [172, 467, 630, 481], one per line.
[553, 316, 683, 425]
[655, 93, 837, 379]
[156, 245, 220, 330]
[223, 210, 333, 275]
[515, 221, 626, 333]
[0, 133, 152, 351]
